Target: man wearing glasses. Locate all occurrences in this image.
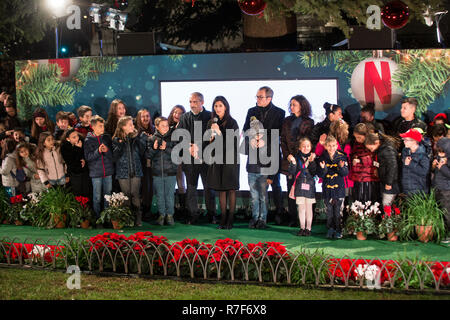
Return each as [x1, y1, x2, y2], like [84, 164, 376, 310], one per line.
[177, 92, 217, 225]
[243, 86, 286, 228]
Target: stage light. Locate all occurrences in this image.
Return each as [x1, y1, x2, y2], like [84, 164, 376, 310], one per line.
[60, 46, 67, 53]
[89, 3, 103, 24]
[46, 0, 71, 18]
[105, 8, 128, 31]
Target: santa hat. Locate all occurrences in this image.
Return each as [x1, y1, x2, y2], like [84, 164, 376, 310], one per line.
[400, 129, 422, 142]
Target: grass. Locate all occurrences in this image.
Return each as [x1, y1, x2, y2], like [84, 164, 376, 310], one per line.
[0, 267, 449, 300]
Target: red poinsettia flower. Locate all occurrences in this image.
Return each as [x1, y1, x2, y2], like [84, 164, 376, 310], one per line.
[394, 206, 400, 215]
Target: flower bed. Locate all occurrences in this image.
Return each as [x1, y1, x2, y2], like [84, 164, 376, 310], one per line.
[0, 231, 449, 291]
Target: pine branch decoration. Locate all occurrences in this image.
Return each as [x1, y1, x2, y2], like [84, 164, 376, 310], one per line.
[15, 62, 75, 120]
[68, 57, 118, 91]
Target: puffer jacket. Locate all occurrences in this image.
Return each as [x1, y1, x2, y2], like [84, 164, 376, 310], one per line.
[36, 147, 66, 184]
[281, 115, 314, 174]
[401, 144, 430, 195]
[350, 142, 379, 182]
[146, 129, 178, 177]
[376, 140, 399, 194]
[112, 132, 147, 179]
[0, 152, 19, 188]
[433, 137, 450, 191]
[23, 156, 46, 193]
[84, 132, 114, 178]
[317, 150, 349, 200]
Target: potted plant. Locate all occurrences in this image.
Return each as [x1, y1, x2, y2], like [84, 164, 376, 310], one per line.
[7, 195, 27, 226]
[69, 196, 94, 229]
[35, 187, 78, 229]
[378, 204, 402, 241]
[97, 192, 134, 230]
[399, 190, 446, 243]
[344, 201, 380, 240]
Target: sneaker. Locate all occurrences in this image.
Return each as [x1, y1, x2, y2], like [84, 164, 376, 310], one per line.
[304, 229, 311, 236]
[155, 215, 165, 226]
[334, 231, 343, 239]
[217, 225, 226, 229]
[248, 219, 257, 229]
[166, 215, 174, 226]
[441, 237, 450, 244]
[296, 229, 305, 236]
[256, 220, 267, 229]
[326, 228, 335, 239]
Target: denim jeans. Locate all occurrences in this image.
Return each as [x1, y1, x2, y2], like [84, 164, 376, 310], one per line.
[269, 172, 283, 214]
[153, 175, 177, 216]
[248, 172, 268, 222]
[92, 175, 112, 218]
[49, 176, 66, 187]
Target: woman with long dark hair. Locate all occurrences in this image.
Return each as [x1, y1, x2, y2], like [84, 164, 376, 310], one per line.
[281, 95, 314, 226]
[135, 108, 155, 221]
[168, 105, 187, 219]
[206, 96, 240, 229]
[105, 99, 127, 136]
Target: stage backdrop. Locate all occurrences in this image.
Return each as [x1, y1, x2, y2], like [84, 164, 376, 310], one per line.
[15, 50, 450, 190]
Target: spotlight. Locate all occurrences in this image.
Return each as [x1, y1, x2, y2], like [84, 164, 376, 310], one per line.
[89, 3, 103, 24]
[46, 0, 71, 18]
[105, 8, 128, 31]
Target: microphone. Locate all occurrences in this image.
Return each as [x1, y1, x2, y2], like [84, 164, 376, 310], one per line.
[211, 117, 219, 137]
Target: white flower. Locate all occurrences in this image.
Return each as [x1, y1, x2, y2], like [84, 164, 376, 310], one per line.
[355, 264, 380, 282]
[29, 245, 50, 259]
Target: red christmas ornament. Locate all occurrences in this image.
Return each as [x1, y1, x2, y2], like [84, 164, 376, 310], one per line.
[238, 0, 266, 16]
[381, 0, 410, 30]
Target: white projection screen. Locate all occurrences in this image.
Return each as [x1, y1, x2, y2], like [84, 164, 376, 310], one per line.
[160, 79, 338, 191]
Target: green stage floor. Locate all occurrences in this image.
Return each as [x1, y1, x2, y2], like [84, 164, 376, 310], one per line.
[0, 222, 449, 261]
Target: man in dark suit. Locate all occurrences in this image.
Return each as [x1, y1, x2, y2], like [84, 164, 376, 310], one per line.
[177, 92, 217, 225]
[243, 86, 286, 226]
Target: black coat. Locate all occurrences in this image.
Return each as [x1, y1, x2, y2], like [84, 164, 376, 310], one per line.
[310, 117, 331, 148]
[112, 133, 147, 179]
[281, 115, 314, 174]
[206, 116, 240, 191]
[375, 140, 399, 194]
[288, 153, 317, 198]
[317, 150, 349, 200]
[242, 102, 285, 177]
[176, 107, 212, 162]
[146, 129, 178, 177]
[60, 140, 88, 177]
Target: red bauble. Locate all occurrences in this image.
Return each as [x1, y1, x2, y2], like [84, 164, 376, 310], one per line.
[381, 0, 410, 30]
[238, 0, 266, 16]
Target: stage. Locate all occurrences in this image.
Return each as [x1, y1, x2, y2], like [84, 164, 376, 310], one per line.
[1, 221, 448, 262]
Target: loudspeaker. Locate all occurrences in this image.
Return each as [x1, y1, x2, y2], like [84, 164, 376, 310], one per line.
[349, 26, 394, 49]
[116, 32, 156, 55]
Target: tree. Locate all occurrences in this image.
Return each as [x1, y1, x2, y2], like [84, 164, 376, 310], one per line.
[0, 0, 53, 59]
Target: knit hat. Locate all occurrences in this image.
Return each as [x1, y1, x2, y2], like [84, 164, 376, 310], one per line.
[400, 129, 422, 142]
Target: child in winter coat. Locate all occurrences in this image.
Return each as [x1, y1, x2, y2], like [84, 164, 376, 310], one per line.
[432, 137, 450, 243]
[400, 129, 430, 195]
[16, 142, 46, 194]
[288, 137, 317, 237]
[146, 117, 178, 226]
[35, 132, 67, 188]
[84, 115, 114, 222]
[317, 135, 349, 239]
[61, 128, 91, 198]
[112, 116, 147, 227]
[350, 123, 379, 203]
[0, 138, 19, 197]
[364, 132, 401, 207]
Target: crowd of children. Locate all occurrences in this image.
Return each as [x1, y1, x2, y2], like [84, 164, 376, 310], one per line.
[0, 91, 449, 242]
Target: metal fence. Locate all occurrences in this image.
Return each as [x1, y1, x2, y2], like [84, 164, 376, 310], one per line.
[1, 237, 449, 293]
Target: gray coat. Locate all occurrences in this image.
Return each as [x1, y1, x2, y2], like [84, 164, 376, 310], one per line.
[0, 152, 19, 188]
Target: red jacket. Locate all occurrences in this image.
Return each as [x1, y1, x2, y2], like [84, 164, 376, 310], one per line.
[349, 142, 379, 182]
